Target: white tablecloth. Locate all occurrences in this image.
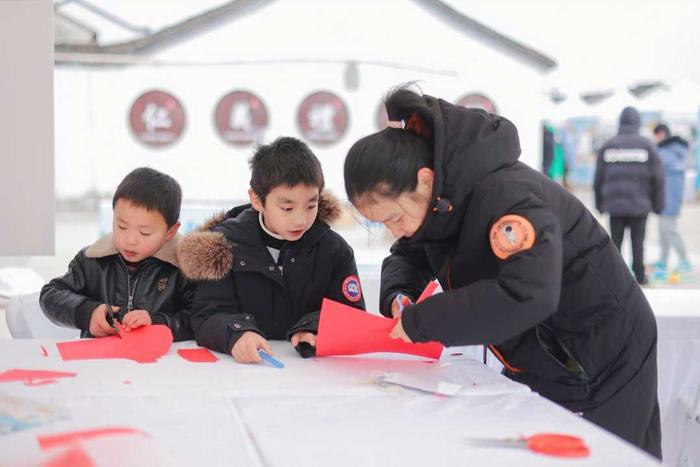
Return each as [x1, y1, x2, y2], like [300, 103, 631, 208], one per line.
[644, 289, 700, 466]
[0, 338, 658, 466]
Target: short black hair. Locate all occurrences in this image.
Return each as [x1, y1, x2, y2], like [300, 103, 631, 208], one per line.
[344, 88, 434, 204]
[654, 123, 670, 137]
[112, 167, 182, 227]
[249, 137, 324, 203]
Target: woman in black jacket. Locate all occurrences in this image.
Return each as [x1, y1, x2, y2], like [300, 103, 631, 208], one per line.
[343, 89, 661, 459]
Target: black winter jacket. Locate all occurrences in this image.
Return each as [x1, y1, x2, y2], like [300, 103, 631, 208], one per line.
[594, 107, 664, 216]
[40, 234, 194, 341]
[178, 193, 365, 356]
[378, 97, 660, 456]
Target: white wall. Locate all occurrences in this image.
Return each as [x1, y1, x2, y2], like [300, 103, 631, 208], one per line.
[0, 0, 54, 255]
[54, 52, 545, 202]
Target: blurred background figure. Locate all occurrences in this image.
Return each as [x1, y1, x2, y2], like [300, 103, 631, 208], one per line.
[542, 122, 568, 186]
[594, 107, 664, 285]
[651, 123, 693, 282]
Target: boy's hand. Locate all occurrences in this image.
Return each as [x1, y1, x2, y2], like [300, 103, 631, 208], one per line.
[389, 318, 412, 343]
[231, 331, 272, 364]
[391, 293, 412, 318]
[290, 331, 316, 348]
[122, 309, 152, 331]
[89, 304, 120, 337]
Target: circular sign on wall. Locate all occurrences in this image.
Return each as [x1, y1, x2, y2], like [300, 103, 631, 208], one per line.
[297, 91, 349, 144]
[128, 90, 186, 148]
[214, 90, 269, 146]
[456, 93, 498, 114]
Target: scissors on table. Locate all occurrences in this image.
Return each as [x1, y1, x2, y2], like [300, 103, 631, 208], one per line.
[465, 433, 590, 458]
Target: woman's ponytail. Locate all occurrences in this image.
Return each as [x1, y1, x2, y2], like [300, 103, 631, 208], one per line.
[385, 88, 434, 145]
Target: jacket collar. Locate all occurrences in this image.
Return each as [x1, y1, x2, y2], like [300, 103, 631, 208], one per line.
[402, 96, 521, 245]
[84, 233, 182, 268]
[177, 191, 342, 281]
[658, 135, 689, 148]
[219, 208, 330, 251]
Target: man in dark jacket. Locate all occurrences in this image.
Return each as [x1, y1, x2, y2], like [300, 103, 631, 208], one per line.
[594, 106, 664, 284]
[40, 168, 194, 341]
[344, 90, 661, 458]
[178, 137, 365, 362]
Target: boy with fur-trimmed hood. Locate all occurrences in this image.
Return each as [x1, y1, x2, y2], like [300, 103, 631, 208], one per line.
[178, 137, 365, 362]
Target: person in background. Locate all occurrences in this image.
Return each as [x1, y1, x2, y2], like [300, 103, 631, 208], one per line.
[651, 123, 692, 281]
[594, 106, 664, 285]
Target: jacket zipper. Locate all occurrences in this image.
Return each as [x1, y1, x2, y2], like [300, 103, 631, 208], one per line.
[119, 256, 148, 312]
[126, 274, 140, 312]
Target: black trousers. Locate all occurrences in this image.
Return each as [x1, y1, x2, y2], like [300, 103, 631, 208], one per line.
[610, 215, 648, 283]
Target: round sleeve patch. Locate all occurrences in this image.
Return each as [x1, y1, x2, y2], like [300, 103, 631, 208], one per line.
[489, 214, 536, 260]
[342, 275, 362, 302]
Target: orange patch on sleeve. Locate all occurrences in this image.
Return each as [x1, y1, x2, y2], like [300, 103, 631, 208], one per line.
[489, 214, 536, 260]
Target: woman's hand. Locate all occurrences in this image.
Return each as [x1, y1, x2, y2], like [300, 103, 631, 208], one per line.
[391, 293, 412, 318]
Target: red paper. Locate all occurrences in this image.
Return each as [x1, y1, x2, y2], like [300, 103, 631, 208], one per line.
[416, 280, 439, 303]
[0, 369, 76, 386]
[42, 444, 94, 467]
[316, 299, 444, 359]
[57, 325, 172, 364]
[40, 345, 48, 357]
[177, 348, 218, 363]
[38, 427, 147, 451]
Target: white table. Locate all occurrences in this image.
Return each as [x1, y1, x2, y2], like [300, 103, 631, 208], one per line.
[644, 289, 700, 465]
[0, 339, 659, 466]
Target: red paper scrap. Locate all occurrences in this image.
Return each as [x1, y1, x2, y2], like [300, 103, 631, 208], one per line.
[177, 348, 218, 363]
[316, 299, 444, 359]
[56, 325, 172, 364]
[42, 443, 94, 467]
[40, 346, 48, 357]
[38, 427, 148, 451]
[0, 369, 76, 386]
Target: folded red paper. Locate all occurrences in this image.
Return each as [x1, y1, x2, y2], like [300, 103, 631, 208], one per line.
[57, 325, 173, 364]
[416, 280, 440, 303]
[316, 299, 443, 359]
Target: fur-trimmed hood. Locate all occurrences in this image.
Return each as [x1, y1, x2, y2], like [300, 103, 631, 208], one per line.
[177, 191, 342, 281]
[85, 233, 182, 267]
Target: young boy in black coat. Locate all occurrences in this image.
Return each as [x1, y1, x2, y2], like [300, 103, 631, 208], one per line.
[40, 167, 194, 341]
[178, 137, 365, 362]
